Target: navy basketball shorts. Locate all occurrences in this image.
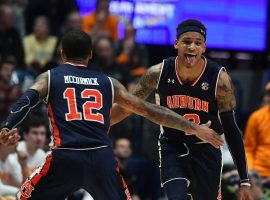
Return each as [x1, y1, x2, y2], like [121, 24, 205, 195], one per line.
[17, 147, 131, 200]
[159, 138, 222, 200]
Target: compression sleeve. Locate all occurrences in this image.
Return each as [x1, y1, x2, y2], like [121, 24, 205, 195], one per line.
[4, 89, 40, 130]
[220, 111, 250, 186]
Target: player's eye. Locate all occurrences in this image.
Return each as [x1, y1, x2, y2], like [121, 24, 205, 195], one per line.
[183, 40, 192, 45]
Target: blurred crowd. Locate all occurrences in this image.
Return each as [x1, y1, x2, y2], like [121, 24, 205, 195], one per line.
[0, 0, 270, 200]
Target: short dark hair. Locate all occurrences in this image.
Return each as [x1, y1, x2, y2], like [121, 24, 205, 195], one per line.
[0, 57, 16, 70]
[24, 117, 47, 134]
[176, 19, 207, 39]
[61, 30, 92, 60]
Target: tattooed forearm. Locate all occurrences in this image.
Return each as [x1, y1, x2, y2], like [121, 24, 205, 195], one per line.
[113, 77, 199, 133]
[110, 63, 162, 125]
[30, 72, 48, 100]
[216, 70, 236, 112]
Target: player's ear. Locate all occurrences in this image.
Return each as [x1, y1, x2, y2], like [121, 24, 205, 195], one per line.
[60, 49, 67, 62]
[202, 42, 206, 53]
[174, 39, 178, 49]
[89, 51, 93, 60]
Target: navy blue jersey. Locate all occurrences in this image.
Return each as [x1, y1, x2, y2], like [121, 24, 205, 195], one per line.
[47, 63, 113, 148]
[156, 56, 224, 144]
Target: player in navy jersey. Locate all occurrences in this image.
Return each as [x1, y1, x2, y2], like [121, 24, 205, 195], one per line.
[111, 19, 252, 200]
[0, 30, 223, 200]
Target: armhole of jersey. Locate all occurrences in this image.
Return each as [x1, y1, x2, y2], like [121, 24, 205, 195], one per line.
[44, 70, 51, 104]
[215, 67, 226, 98]
[155, 93, 164, 134]
[156, 60, 165, 91]
[108, 77, 114, 106]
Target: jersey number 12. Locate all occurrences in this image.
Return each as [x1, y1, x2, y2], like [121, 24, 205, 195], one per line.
[63, 88, 104, 124]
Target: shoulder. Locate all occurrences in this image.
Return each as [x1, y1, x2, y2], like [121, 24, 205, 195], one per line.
[205, 57, 223, 71]
[250, 105, 269, 119]
[17, 141, 26, 152]
[48, 36, 58, 44]
[23, 34, 34, 42]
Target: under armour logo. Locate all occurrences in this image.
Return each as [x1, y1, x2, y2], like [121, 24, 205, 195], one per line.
[167, 78, 175, 84]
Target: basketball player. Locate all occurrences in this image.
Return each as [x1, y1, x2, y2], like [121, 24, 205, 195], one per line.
[0, 30, 223, 200]
[110, 19, 252, 200]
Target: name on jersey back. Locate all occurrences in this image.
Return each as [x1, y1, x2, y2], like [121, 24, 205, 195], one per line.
[64, 75, 99, 86]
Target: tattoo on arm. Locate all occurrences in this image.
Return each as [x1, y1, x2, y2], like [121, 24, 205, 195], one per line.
[110, 63, 162, 125]
[216, 70, 236, 112]
[112, 77, 198, 133]
[131, 63, 162, 99]
[30, 72, 48, 100]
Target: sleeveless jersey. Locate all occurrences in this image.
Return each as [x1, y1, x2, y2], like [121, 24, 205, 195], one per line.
[156, 56, 224, 144]
[47, 63, 113, 149]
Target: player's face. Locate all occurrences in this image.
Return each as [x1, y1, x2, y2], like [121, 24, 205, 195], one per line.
[174, 32, 206, 68]
[25, 126, 47, 150]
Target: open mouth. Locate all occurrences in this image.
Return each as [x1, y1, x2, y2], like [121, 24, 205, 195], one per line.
[185, 53, 196, 64]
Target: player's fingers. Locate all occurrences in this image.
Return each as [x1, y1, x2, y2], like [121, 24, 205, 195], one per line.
[8, 128, 18, 136]
[8, 134, 20, 145]
[212, 135, 224, 147]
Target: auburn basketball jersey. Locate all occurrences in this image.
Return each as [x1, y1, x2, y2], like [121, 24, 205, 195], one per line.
[47, 63, 113, 149]
[156, 56, 224, 144]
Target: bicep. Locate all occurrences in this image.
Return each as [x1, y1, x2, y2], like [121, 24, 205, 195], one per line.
[112, 78, 148, 115]
[216, 71, 236, 113]
[30, 72, 48, 100]
[131, 63, 162, 99]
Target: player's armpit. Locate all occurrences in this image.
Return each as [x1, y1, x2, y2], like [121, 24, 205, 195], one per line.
[111, 78, 224, 148]
[30, 71, 49, 100]
[216, 70, 236, 112]
[110, 63, 162, 125]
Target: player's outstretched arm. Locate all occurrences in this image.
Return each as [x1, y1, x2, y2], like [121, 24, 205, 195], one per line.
[110, 63, 162, 125]
[216, 70, 252, 198]
[0, 72, 48, 146]
[111, 77, 224, 148]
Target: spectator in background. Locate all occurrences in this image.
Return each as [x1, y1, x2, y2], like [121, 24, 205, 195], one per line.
[115, 22, 149, 79]
[82, 0, 119, 41]
[62, 11, 82, 33]
[23, 16, 57, 75]
[0, 59, 22, 124]
[0, 142, 22, 197]
[114, 137, 140, 200]
[0, 4, 25, 66]
[24, 0, 78, 35]
[113, 137, 162, 200]
[90, 36, 130, 86]
[244, 82, 270, 182]
[17, 118, 47, 179]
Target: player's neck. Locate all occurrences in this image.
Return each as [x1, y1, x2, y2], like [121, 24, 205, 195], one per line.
[177, 57, 205, 82]
[65, 59, 88, 66]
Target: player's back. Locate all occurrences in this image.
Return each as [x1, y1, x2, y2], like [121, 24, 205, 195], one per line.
[47, 63, 113, 149]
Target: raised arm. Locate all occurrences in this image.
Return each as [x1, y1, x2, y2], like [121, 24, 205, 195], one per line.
[0, 72, 48, 146]
[111, 77, 224, 148]
[110, 63, 162, 125]
[216, 70, 252, 198]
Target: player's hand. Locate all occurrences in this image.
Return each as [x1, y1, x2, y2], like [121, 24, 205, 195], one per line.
[195, 121, 224, 148]
[0, 128, 20, 146]
[238, 185, 253, 200]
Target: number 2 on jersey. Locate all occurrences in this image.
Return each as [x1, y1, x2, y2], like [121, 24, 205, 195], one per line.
[183, 114, 200, 135]
[63, 88, 104, 123]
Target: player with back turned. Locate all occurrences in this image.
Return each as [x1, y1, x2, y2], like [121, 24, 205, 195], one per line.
[111, 19, 253, 200]
[0, 30, 223, 199]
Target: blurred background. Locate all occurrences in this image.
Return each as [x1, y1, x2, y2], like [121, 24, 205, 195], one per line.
[0, 0, 270, 199]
